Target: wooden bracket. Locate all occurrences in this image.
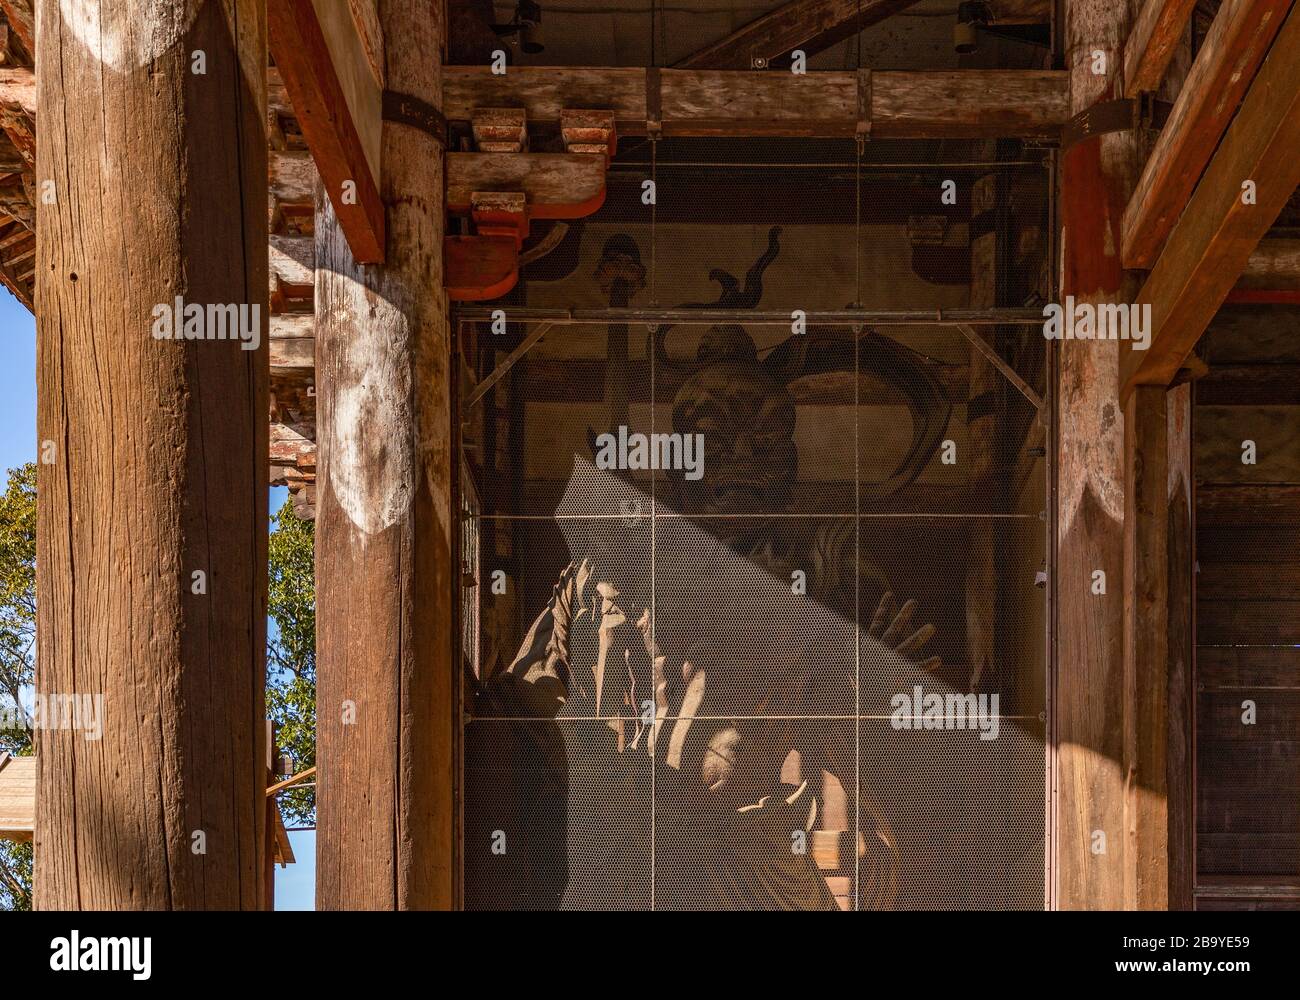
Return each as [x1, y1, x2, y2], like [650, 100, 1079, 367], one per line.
[561, 109, 618, 162]
[471, 191, 529, 248]
[472, 108, 528, 152]
[445, 235, 519, 301]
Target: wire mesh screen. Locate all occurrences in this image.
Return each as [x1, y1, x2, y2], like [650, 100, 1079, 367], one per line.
[460, 140, 1050, 910]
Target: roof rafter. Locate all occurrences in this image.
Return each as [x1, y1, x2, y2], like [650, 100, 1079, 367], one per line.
[1122, 0, 1292, 269]
[1122, 4, 1300, 397]
[674, 0, 924, 69]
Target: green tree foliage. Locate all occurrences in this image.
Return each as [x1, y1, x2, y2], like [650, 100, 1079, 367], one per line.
[0, 472, 317, 908]
[267, 500, 316, 827]
[0, 463, 35, 910]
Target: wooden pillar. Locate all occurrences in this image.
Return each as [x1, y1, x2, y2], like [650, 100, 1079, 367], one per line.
[1123, 385, 1169, 909]
[1056, 0, 1142, 909]
[35, 0, 269, 908]
[1165, 383, 1194, 910]
[314, 0, 453, 909]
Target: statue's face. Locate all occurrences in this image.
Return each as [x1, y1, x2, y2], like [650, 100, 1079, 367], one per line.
[670, 361, 797, 520]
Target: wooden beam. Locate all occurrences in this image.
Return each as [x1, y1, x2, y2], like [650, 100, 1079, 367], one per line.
[0, 2, 32, 59]
[1123, 5, 1300, 396]
[0, 239, 30, 309]
[315, 0, 453, 910]
[35, 0, 268, 909]
[1123, 0, 1198, 96]
[988, 0, 1052, 24]
[446, 152, 606, 218]
[0, 752, 34, 843]
[270, 234, 314, 289]
[0, 171, 32, 230]
[0, 66, 33, 114]
[1199, 362, 1300, 404]
[442, 67, 1069, 139]
[1236, 236, 1300, 289]
[347, 0, 384, 89]
[1122, 0, 1292, 269]
[0, 66, 34, 167]
[268, 0, 384, 262]
[675, 0, 924, 70]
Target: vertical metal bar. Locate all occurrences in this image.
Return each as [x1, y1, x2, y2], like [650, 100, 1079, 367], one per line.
[1045, 145, 1060, 912]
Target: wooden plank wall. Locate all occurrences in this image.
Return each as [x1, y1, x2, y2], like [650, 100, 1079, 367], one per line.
[1193, 306, 1300, 909]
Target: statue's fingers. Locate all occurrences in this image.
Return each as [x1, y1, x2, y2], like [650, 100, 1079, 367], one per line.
[919, 656, 942, 673]
[867, 591, 896, 637]
[879, 599, 917, 647]
[893, 622, 935, 658]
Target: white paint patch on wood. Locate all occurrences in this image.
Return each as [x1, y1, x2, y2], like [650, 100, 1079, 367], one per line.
[59, 0, 199, 72]
[326, 270, 414, 535]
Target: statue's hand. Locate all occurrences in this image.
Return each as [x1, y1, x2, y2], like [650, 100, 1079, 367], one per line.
[866, 591, 940, 673]
[492, 560, 592, 718]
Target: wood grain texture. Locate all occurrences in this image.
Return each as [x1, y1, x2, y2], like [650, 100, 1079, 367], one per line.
[1122, 0, 1291, 269]
[1165, 383, 1194, 909]
[1123, 0, 1198, 96]
[1194, 404, 1300, 483]
[674, 0, 924, 69]
[1124, 386, 1170, 910]
[446, 152, 607, 217]
[0, 1, 32, 57]
[1197, 482, 1300, 521]
[269, 0, 384, 262]
[1237, 237, 1300, 290]
[314, 0, 453, 910]
[0, 754, 34, 841]
[1123, 5, 1300, 395]
[442, 67, 1068, 139]
[34, 0, 268, 910]
[1056, 0, 1142, 913]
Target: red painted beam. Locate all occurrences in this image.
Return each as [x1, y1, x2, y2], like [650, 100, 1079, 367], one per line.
[269, 0, 385, 263]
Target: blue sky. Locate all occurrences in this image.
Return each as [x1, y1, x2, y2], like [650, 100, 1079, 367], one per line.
[1, 288, 315, 909]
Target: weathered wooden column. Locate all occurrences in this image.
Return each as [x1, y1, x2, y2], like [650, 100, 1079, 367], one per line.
[1056, 0, 1142, 909]
[35, 0, 269, 908]
[314, 0, 454, 909]
[1118, 9, 1194, 912]
[1122, 383, 1169, 909]
[1164, 382, 1194, 910]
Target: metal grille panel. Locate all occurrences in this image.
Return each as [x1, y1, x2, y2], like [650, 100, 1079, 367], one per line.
[460, 141, 1050, 910]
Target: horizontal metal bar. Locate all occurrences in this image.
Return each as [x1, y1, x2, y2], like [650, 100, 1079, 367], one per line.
[453, 307, 1049, 326]
[608, 160, 1047, 170]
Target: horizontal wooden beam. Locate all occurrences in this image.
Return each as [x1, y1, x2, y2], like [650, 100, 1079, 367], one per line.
[675, 0, 923, 70]
[446, 152, 606, 218]
[1122, 5, 1300, 397]
[268, 0, 384, 262]
[442, 67, 1068, 139]
[1198, 362, 1300, 404]
[0, 66, 33, 115]
[987, 0, 1051, 24]
[1198, 482, 1300, 522]
[1123, 0, 1198, 97]
[1122, 0, 1291, 269]
[1236, 236, 1300, 289]
[0, 237, 30, 309]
